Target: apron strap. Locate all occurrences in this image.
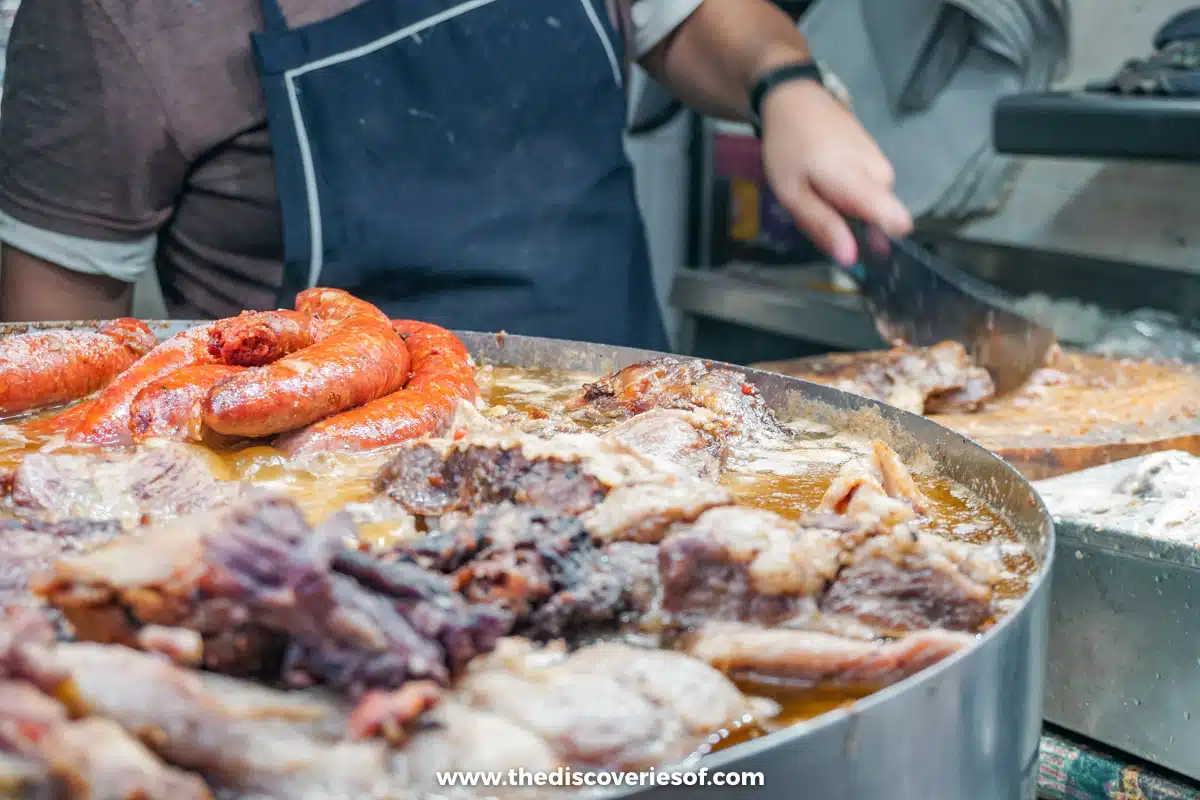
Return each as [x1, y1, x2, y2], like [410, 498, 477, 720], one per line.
[261, 0, 290, 32]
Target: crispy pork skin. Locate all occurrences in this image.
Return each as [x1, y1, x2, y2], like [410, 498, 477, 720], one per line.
[7, 442, 244, 528]
[36, 493, 511, 692]
[683, 621, 973, 688]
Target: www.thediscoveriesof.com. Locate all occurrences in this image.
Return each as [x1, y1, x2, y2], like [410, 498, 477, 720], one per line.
[435, 767, 766, 790]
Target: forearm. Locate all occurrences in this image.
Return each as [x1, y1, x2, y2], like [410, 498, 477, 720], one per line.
[0, 246, 133, 322]
[639, 0, 811, 121]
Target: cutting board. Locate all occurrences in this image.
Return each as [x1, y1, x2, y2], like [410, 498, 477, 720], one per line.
[755, 350, 1200, 481]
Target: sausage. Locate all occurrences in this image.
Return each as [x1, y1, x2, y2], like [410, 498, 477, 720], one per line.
[67, 324, 219, 445]
[0, 319, 156, 417]
[130, 364, 247, 446]
[207, 310, 329, 367]
[203, 288, 410, 438]
[278, 320, 478, 455]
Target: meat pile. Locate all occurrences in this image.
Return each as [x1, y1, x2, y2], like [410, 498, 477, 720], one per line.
[0, 320, 1021, 798]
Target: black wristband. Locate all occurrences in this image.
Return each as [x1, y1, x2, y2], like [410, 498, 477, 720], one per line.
[748, 61, 824, 138]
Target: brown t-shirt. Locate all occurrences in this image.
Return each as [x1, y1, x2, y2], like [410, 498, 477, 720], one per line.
[0, 0, 700, 319]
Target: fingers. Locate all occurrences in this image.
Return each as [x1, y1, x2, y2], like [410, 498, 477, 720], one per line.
[775, 183, 857, 266]
[813, 165, 912, 237]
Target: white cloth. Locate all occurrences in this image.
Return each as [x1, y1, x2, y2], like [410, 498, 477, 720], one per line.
[800, 0, 1070, 221]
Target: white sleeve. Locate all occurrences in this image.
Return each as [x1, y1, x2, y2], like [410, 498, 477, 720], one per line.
[628, 0, 705, 58]
[0, 208, 155, 283]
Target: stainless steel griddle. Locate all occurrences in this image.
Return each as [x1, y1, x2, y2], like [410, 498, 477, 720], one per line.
[1, 320, 1056, 800]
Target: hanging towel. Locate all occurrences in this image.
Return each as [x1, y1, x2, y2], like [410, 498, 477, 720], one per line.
[800, 0, 1070, 221]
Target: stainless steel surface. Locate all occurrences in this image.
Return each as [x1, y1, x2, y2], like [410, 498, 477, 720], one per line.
[849, 224, 1056, 394]
[1037, 460, 1200, 781]
[670, 268, 884, 351]
[11, 320, 1054, 800]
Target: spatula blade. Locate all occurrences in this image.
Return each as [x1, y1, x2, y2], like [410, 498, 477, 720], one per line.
[848, 223, 1056, 394]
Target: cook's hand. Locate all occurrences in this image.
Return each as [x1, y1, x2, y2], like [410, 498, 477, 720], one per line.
[759, 80, 913, 266]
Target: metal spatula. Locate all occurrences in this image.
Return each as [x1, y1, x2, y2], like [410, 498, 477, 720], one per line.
[845, 221, 1056, 394]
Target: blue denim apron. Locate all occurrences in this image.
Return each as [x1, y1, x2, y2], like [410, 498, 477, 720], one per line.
[251, 0, 668, 349]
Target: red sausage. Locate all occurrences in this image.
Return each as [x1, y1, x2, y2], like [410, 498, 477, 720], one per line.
[0, 319, 156, 417]
[207, 310, 329, 367]
[278, 320, 478, 455]
[67, 324, 219, 445]
[130, 364, 247, 446]
[203, 289, 410, 438]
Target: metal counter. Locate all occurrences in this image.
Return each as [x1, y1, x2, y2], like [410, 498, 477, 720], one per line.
[1037, 458, 1200, 781]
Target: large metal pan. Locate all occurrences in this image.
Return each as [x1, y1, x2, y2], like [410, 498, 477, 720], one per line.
[2, 321, 1054, 800]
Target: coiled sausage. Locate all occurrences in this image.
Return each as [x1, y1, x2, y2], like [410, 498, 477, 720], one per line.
[204, 289, 409, 438]
[207, 310, 329, 367]
[130, 364, 247, 446]
[278, 320, 477, 455]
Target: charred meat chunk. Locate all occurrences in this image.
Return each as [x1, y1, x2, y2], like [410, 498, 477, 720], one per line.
[398, 504, 640, 640]
[36, 493, 511, 694]
[375, 431, 669, 517]
[564, 357, 788, 442]
[658, 507, 848, 626]
[682, 621, 974, 689]
[7, 441, 244, 528]
[820, 526, 1000, 633]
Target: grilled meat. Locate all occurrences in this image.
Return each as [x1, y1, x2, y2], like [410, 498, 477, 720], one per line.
[784, 341, 995, 416]
[374, 431, 673, 517]
[819, 526, 1000, 633]
[36, 493, 511, 693]
[658, 503, 999, 635]
[564, 357, 788, 444]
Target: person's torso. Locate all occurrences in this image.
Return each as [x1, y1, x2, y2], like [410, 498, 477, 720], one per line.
[98, 0, 360, 318]
[106, 0, 636, 322]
